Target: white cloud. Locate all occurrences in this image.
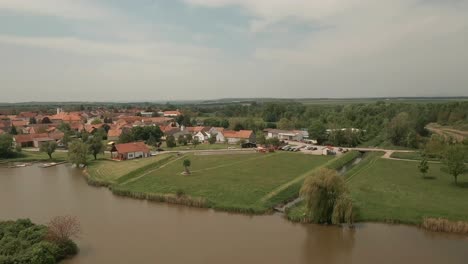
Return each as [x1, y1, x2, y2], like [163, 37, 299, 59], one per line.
[0, 0, 113, 20]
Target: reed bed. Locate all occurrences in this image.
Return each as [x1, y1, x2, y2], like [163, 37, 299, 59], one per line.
[422, 218, 468, 234]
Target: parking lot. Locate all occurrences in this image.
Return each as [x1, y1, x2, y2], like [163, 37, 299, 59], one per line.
[281, 141, 346, 156]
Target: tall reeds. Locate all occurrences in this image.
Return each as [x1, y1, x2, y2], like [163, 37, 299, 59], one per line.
[422, 218, 468, 234]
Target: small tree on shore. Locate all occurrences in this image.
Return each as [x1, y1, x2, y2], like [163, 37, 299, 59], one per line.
[68, 141, 88, 166]
[40, 141, 57, 159]
[443, 145, 466, 185]
[46, 215, 81, 243]
[88, 136, 105, 160]
[300, 168, 354, 224]
[183, 159, 191, 174]
[418, 158, 429, 178]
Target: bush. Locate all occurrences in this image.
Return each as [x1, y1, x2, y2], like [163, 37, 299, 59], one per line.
[0, 219, 79, 263]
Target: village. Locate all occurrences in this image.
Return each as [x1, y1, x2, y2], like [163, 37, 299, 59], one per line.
[1, 107, 347, 160]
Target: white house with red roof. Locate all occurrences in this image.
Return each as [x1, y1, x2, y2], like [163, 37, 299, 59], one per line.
[112, 142, 150, 160]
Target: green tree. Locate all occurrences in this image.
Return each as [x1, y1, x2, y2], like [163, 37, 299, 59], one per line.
[387, 112, 411, 146]
[192, 137, 200, 148]
[147, 134, 158, 147]
[443, 145, 466, 185]
[208, 136, 217, 144]
[62, 132, 71, 149]
[300, 168, 353, 224]
[119, 131, 134, 144]
[277, 118, 295, 130]
[88, 136, 105, 160]
[29, 117, 37, 124]
[68, 141, 88, 166]
[256, 133, 266, 145]
[0, 134, 13, 158]
[183, 159, 191, 174]
[10, 125, 18, 135]
[186, 134, 193, 143]
[166, 135, 176, 148]
[308, 120, 328, 145]
[40, 141, 57, 159]
[177, 135, 187, 146]
[266, 137, 281, 148]
[58, 122, 71, 132]
[418, 158, 429, 178]
[91, 119, 102, 125]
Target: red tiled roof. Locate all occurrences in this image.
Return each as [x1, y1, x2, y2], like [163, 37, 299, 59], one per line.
[49, 112, 82, 122]
[49, 131, 64, 140]
[115, 142, 149, 154]
[142, 117, 173, 124]
[223, 130, 254, 139]
[12, 120, 28, 127]
[186, 126, 209, 133]
[107, 128, 122, 138]
[84, 124, 103, 133]
[18, 112, 38, 118]
[14, 133, 49, 143]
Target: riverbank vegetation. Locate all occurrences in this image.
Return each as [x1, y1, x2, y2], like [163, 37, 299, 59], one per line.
[0, 151, 68, 164]
[0, 218, 79, 263]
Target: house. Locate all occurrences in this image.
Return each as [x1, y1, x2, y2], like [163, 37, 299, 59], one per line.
[140, 112, 154, 118]
[112, 142, 150, 160]
[322, 146, 336, 156]
[33, 137, 55, 148]
[194, 131, 210, 142]
[13, 133, 49, 147]
[221, 130, 255, 144]
[163, 110, 181, 117]
[264, 129, 304, 141]
[107, 128, 122, 141]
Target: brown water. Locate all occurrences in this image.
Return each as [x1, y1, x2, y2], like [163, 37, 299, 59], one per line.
[0, 165, 467, 264]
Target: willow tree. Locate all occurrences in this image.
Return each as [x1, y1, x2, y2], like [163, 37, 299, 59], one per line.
[300, 168, 354, 225]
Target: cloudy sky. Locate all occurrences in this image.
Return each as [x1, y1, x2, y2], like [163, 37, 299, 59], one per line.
[1, 0, 467, 102]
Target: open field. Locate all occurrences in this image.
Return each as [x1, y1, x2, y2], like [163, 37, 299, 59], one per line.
[288, 153, 468, 225]
[106, 152, 333, 213]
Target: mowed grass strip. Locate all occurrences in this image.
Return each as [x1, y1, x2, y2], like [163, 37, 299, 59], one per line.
[348, 159, 468, 224]
[87, 154, 174, 184]
[119, 152, 331, 212]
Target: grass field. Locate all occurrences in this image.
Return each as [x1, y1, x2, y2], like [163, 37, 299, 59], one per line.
[288, 153, 468, 225]
[348, 159, 468, 224]
[86, 154, 175, 185]
[108, 152, 332, 213]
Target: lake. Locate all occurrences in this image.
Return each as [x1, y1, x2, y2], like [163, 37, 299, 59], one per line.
[0, 165, 467, 264]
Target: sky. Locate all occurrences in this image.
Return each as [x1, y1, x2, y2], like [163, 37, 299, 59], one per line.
[0, 0, 467, 102]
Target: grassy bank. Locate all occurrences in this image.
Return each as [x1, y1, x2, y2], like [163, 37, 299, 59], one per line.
[0, 151, 68, 164]
[288, 152, 468, 225]
[348, 158, 468, 224]
[87, 152, 333, 213]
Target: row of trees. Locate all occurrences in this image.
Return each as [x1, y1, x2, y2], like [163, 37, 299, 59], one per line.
[419, 143, 467, 185]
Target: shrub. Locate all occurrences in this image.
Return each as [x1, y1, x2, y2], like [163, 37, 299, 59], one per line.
[300, 168, 354, 224]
